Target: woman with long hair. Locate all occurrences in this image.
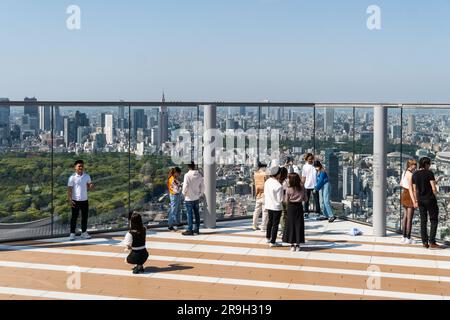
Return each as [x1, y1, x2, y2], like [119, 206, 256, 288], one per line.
[121, 212, 149, 274]
[400, 159, 418, 244]
[282, 172, 307, 251]
[278, 167, 289, 236]
[167, 167, 182, 231]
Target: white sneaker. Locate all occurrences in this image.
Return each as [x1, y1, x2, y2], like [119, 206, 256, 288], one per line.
[81, 232, 91, 240]
[400, 237, 407, 244]
[296, 245, 301, 252]
[266, 238, 271, 243]
[407, 238, 415, 245]
[69, 233, 76, 241]
[290, 245, 296, 252]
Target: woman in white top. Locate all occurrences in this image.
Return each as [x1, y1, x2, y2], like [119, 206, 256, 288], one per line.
[400, 159, 418, 244]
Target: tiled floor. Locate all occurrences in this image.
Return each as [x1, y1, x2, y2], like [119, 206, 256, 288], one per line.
[0, 218, 448, 300]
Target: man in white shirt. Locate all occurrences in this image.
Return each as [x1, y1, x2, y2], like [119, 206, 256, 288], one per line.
[67, 160, 94, 241]
[182, 162, 205, 236]
[302, 153, 320, 218]
[264, 166, 283, 247]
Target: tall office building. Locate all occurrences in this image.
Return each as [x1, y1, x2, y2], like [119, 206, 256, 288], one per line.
[119, 105, 125, 119]
[24, 97, 38, 130]
[75, 111, 89, 127]
[158, 93, 169, 144]
[0, 98, 10, 125]
[390, 125, 402, 140]
[407, 114, 416, 134]
[132, 109, 146, 140]
[64, 117, 77, 147]
[325, 108, 335, 135]
[39, 106, 51, 131]
[324, 149, 340, 202]
[151, 126, 160, 146]
[53, 106, 63, 134]
[239, 106, 246, 117]
[104, 114, 114, 144]
[0, 98, 10, 146]
[77, 126, 91, 144]
[343, 166, 353, 198]
[100, 113, 107, 128]
[24, 97, 38, 117]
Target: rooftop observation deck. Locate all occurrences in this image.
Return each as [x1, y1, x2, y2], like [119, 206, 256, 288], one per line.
[0, 218, 449, 300]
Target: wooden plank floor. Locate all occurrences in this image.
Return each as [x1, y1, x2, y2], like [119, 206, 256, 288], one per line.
[0, 219, 448, 300]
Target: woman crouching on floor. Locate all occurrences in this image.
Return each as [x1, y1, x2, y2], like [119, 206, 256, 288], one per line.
[121, 213, 149, 274]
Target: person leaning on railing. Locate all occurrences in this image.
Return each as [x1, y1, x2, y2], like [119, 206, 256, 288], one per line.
[412, 157, 441, 249]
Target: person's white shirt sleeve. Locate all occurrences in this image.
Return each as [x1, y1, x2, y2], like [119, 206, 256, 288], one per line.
[121, 232, 132, 247]
[275, 184, 283, 204]
[68, 176, 74, 187]
[182, 175, 188, 196]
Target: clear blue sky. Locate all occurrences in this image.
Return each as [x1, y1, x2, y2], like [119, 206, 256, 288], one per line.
[1, 0, 450, 102]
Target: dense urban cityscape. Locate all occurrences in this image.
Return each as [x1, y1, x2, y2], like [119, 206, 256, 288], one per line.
[0, 97, 449, 240]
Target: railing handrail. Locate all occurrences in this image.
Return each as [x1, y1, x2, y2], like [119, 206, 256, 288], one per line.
[2, 101, 450, 108]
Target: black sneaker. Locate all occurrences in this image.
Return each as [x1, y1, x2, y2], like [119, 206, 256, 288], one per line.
[194, 230, 200, 235]
[168, 226, 175, 231]
[133, 265, 144, 274]
[182, 230, 194, 236]
[329, 216, 336, 223]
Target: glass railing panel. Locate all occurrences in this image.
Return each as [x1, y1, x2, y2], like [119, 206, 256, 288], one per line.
[386, 107, 403, 231]
[0, 103, 53, 240]
[52, 106, 130, 236]
[313, 106, 355, 220]
[351, 107, 374, 224]
[215, 106, 258, 220]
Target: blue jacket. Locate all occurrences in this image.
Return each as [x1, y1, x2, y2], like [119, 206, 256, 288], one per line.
[315, 171, 329, 191]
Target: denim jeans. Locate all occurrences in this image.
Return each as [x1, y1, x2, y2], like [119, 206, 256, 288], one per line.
[185, 200, 200, 232]
[168, 194, 181, 227]
[319, 183, 335, 218]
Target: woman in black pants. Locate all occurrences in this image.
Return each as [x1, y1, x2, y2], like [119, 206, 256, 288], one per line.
[283, 172, 307, 251]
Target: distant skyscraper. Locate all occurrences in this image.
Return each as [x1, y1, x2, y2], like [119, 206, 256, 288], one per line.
[118, 105, 125, 119]
[104, 114, 114, 144]
[24, 97, 38, 130]
[100, 113, 107, 128]
[24, 97, 38, 117]
[390, 125, 401, 140]
[75, 111, 89, 127]
[53, 106, 63, 134]
[0, 99, 10, 146]
[239, 106, 246, 116]
[0, 98, 10, 125]
[343, 166, 353, 198]
[77, 126, 91, 144]
[132, 109, 146, 140]
[151, 126, 160, 146]
[324, 149, 340, 202]
[407, 114, 416, 134]
[325, 108, 335, 135]
[64, 117, 77, 147]
[226, 118, 235, 131]
[158, 93, 169, 144]
[39, 106, 51, 131]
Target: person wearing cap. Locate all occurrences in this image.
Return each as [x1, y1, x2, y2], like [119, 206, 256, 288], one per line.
[302, 153, 320, 218]
[313, 161, 336, 223]
[252, 162, 268, 231]
[264, 166, 284, 247]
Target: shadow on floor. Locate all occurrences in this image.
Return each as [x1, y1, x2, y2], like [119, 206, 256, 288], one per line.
[143, 264, 193, 274]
